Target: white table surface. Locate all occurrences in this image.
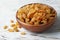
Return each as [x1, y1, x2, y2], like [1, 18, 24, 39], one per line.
[0, 0, 60, 40]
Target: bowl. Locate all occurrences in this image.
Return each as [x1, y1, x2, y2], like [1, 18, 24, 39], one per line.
[16, 3, 57, 32]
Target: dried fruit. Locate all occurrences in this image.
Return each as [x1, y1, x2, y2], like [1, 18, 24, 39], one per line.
[10, 20, 14, 23]
[8, 29, 14, 32]
[21, 32, 26, 35]
[16, 22, 21, 28]
[3, 25, 8, 29]
[14, 28, 19, 32]
[17, 3, 56, 25]
[11, 24, 15, 27]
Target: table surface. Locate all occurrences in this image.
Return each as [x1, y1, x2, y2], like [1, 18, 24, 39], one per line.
[0, 0, 60, 40]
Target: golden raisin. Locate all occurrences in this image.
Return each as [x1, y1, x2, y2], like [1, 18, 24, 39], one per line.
[13, 26, 17, 30]
[10, 20, 14, 23]
[21, 32, 26, 35]
[14, 28, 19, 32]
[8, 29, 14, 32]
[3, 25, 8, 29]
[11, 24, 15, 27]
[16, 22, 21, 28]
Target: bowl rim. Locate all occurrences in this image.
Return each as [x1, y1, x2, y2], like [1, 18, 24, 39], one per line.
[16, 3, 57, 27]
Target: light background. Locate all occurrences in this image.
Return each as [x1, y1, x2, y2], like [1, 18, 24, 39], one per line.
[0, 0, 60, 40]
